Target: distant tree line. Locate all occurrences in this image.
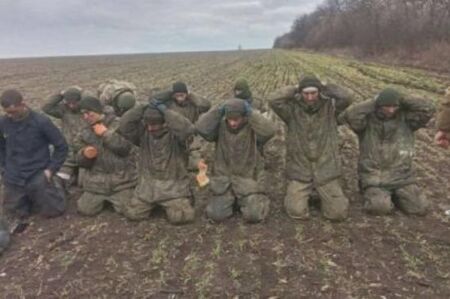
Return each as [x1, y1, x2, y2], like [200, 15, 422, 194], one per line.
[274, 0, 450, 55]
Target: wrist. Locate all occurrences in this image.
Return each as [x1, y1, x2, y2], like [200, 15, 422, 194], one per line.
[156, 103, 167, 112]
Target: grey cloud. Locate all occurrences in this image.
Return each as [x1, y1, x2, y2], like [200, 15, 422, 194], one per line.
[0, 0, 322, 57]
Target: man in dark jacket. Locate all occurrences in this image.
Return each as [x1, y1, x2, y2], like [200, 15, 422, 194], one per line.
[269, 75, 352, 221]
[196, 98, 276, 223]
[341, 88, 435, 215]
[0, 89, 68, 219]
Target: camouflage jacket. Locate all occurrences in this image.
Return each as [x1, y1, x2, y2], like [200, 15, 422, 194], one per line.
[42, 94, 86, 152]
[154, 90, 211, 123]
[98, 79, 137, 114]
[234, 94, 267, 114]
[269, 84, 352, 185]
[196, 104, 276, 196]
[437, 92, 450, 132]
[76, 114, 137, 195]
[341, 96, 435, 189]
[119, 105, 196, 202]
[98, 79, 137, 105]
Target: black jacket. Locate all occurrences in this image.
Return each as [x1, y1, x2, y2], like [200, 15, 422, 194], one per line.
[0, 109, 68, 186]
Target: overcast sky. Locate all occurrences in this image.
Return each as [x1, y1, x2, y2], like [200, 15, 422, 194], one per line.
[0, 0, 322, 58]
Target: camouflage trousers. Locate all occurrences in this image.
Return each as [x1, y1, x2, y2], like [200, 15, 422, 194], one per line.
[3, 171, 66, 219]
[206, 190, 270, 223]
[123, 197, 195, 225]
[363, 183, 428, 216]
[77, 188, 134, 216]
[284, 179, 349, 221]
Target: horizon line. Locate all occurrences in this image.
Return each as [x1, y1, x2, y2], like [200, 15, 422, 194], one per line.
[0, 47, 273, 61]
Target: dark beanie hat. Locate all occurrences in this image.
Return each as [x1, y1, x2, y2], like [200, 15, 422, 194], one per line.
[143, 106, 164, 125]
[298, 74, 323, 91]
[234, 78, 250, 91]
[224, 98, 246, 117]
[0, 89, 23, 108]
[79, 96, 103, 113]
[63, 88, 82, 102]
[234, 78, 252, 100]
[172, 81, 188, 94]
[375, 88, 402, 107]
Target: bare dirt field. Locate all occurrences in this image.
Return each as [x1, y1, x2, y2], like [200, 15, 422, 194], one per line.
[0, 49, 449, 298]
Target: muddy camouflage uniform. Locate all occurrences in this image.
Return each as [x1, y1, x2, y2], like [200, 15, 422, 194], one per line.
[233, 78, 267, 113]
[42, 90, 86, 180]
[153, 88, 211, 169]
[98, 79, 137, 116]
[76, 114, 138, 216]
[196, 99, 276, 223]
[341, 93, 435, 215]
[118, 105, 196, 224]
[436, 87, 450, 136]
[269, 81, 352, 221]
[153, 90, 211, 123]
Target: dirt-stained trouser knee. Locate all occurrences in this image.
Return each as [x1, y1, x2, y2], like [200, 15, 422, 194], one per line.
[238, 193, 270, 223]
[394, 184, 428, 215]
[162, 198, 195, 224]
[285, 179, 348, 221]
[363, 187, 394, 215]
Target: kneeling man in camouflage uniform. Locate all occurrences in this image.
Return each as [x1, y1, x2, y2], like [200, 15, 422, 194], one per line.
[118, 99, 196, 224]
[76, 96, 137, 216]
[341, 88, 435, 215]
[269, 75, 352, 221]
[196, 98, 276, 223]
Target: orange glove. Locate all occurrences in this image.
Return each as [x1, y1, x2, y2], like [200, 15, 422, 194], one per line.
[93, 123, 108, 136]
[196, 159, 210, 187]
[83, 146, 98, 159]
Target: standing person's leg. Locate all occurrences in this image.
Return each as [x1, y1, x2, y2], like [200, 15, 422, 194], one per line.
[363, 187, 394, 215]
[394, 184, 429, 215]
[284, 180, 313, 219]
[316, 179, 349, 221]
